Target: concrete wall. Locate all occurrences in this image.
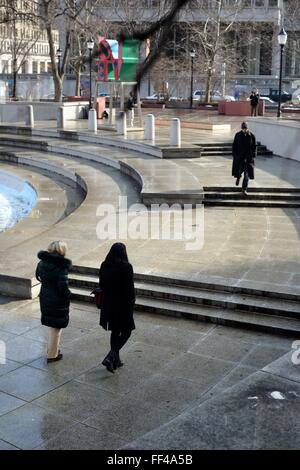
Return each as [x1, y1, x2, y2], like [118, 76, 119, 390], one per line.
[249, 118, 300, 162]
[0, 274, 35, 299]
[0, 101, 88, 123]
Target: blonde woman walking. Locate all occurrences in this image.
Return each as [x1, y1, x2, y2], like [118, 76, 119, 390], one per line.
[36, 241, 72, 363]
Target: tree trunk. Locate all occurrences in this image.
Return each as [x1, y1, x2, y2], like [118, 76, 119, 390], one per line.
[45, 20, 70, 103]
[75, 68, 81, 96]
[204, 1, 222, 104]
[205, 63, 213, 103]
[54, 76, 63, 102]
[12, 70, 17, 99]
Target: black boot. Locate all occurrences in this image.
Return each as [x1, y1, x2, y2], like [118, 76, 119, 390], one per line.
[113, 352, 124, 370]
[102, 350, 115, 373]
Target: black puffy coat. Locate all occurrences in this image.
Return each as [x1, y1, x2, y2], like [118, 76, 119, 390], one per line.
[36, 251, 72, 328]
[232, 130, 257, 179]
[99, 260, 135, 332]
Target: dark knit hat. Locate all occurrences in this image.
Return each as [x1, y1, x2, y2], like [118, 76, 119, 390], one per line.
[241, 121, 248, 129]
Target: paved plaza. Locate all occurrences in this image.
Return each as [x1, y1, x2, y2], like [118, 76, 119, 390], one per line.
[0, 110, 300, 449]
[1, 118, 300, 295]
[0, 299, 298, 450]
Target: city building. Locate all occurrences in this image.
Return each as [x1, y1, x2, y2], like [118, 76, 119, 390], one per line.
[0, 0, 59, 97]
[0, 0, 299, 98]
[99, 0, 300, 95]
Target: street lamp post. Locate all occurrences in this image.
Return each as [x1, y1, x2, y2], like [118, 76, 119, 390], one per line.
[277, 27, 288, 119]
[87, 39, 94, 109]
[190, 48, 196, 109]
[56, 47, 62, 75]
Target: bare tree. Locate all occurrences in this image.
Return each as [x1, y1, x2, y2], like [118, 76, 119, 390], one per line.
[38, 1, 101, 101]
[117, 0, 191, 97]
[283, 0, 300, 77]
[187, 0, 250, 103]
[114, 1, 190, 99]
[68, 2, 111, 96]
[38, 0, 72, 101]
[0, 0, 38, 24]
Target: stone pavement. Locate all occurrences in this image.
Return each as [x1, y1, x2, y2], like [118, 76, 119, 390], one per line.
[0, 111, 300, 449]
[0, 298, 297, 450]
[1, 125, 300, 297]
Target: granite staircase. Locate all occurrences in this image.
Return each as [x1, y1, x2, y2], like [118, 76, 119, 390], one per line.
[69, 266, 300, 337]
[197, 142, 273, 158]
[203, 187, 300, 208]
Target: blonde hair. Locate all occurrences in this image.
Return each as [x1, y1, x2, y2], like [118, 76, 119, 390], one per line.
[47, 241, 68, 257]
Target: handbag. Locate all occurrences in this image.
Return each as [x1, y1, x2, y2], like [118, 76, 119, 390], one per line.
[90, 287, 102, 309]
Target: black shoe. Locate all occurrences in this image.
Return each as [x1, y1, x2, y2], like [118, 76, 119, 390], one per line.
[47, 353, 63, 363]
[102, 351, 115, 373]
[113, 355, 124, 369]
[242, 189, 248, 196]
[235, 177, 240, 187]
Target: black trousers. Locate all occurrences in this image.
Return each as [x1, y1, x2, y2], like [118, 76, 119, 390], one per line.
[110, 329, 131, 353]
[251, 104, 258, 116]
[241, 160, 249, 190]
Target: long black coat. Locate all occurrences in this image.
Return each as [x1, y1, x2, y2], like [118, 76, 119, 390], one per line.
[232, 130, 257, 179]
[99, 261, 135, 332]
[36, 251, 72, 329]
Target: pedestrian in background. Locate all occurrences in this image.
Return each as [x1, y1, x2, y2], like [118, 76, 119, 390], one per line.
[99, 243, 135, 373]
[36, 241, 72, 363]
[234, 88, 240, 101]
[232, 121, 257, 196]
[126, 91, 135, 127]
[250, 89, 260, 116]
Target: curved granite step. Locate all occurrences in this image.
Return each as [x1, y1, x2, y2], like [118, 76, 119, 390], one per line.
[0, 133, 203, 206]
[0, 145, 140, 298]
[70, 285, 300, 336]
[68, 269, 300, 336]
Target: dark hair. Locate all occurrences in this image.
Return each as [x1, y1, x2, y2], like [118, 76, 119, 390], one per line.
[104, 243, 129, 264]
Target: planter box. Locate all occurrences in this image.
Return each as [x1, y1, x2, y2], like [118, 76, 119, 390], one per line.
[218, 100, 264, 116]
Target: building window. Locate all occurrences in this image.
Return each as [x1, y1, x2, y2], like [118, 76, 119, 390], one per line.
[40, 62, 45, 72]
[32, 61, 38, 73]
[259, 28, 273, 75]
[2, 60, 8, 73]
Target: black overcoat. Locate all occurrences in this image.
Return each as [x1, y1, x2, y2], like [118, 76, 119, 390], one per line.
[232, 130, 257, 179]
[250, 93, 259, 106]
[99, 261, 135, 331]
[36, 251, 72, 328]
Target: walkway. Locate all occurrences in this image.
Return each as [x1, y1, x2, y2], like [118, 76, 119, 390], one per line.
[0, 299, 297, 450]
[0, 115, 300, 450]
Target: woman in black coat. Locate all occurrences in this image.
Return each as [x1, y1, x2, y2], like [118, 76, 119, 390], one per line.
[36, 241, 72, 363]
[232, 121, 257, 195]
[99, 243, 135, 373]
